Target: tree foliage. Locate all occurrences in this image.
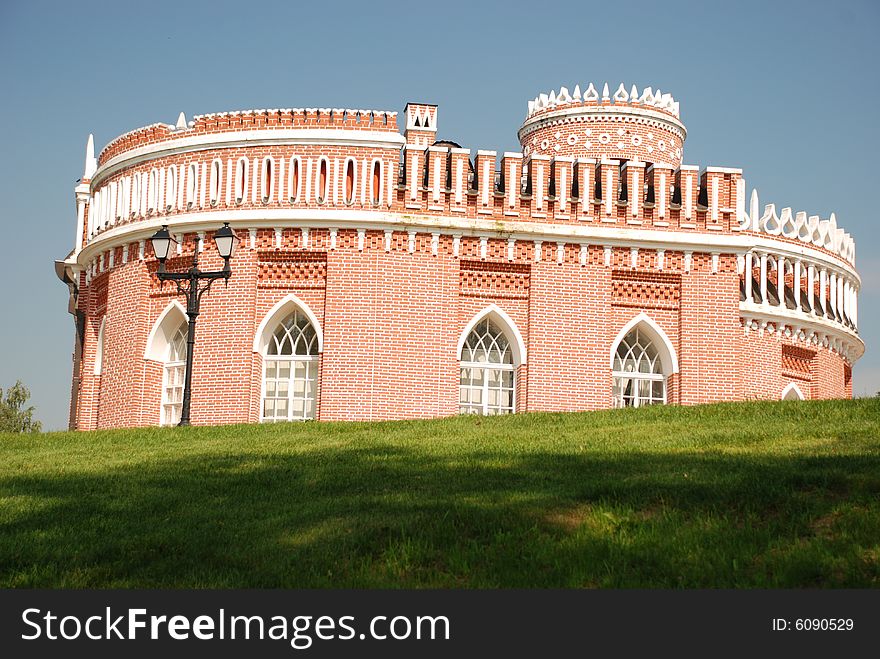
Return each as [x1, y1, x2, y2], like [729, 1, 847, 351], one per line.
[0, 381, 42, 433]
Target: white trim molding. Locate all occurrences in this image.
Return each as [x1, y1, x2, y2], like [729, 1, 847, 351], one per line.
[781, 382, 805, 401]
[93, 316, 106, 375]
[76, 208, 861, 282]
[144, 300, 187, 361]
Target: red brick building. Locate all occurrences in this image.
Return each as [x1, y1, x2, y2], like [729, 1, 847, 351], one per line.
[55, 82, 863, 429]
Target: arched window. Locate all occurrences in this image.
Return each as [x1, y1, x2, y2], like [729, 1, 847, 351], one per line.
[459, 318, 515, 415]
[781, 382, 805, 400]
[612, 327, 666, 407]
[93, 316, 106, 375]
[262, 309, 319, 421]
[162, 323, 187, 426]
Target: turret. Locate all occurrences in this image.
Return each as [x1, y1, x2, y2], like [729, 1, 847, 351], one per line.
[518, 82, 686, 167]
[404, 103, 437, 148]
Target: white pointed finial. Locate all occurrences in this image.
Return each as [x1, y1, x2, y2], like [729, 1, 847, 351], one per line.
[749, 188, 759, 231]
[630, 84, 639, 103]
[613, 83, 628, 102]
[83, 133, 97, 179]
[176, 112, 187, 129]
[602, 82, 610, 101]
[584, 83, 599, 102]
[572, 84, 582, 101]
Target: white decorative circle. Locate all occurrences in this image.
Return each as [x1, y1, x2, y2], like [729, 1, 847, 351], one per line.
[599, 133, 611, 144]
[658, 140, 666, 151]
[567, 134, 578, 145]
[675, 147, 682, 158]
[631, 135, 642, 146]
[616, 141, 625, 149]
[540, 139, 549, 150]
[616, 128, 624, 136]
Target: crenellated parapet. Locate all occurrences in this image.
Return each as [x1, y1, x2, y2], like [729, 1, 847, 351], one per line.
[98, 107, 400, 166]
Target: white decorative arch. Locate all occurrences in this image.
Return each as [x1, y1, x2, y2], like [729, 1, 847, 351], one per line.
[144, 300, 187, 361]
[457, 304, 527, 365]
[781, 382, 805, 401]
[93, 316, 106, 375]
[609, 312, 679, 374]
[253, 294, 324, 354]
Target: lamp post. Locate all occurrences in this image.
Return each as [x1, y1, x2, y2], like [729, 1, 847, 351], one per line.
[150, 223, 239, 426]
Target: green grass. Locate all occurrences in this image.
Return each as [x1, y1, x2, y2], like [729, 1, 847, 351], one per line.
[1, 399, 878, 588]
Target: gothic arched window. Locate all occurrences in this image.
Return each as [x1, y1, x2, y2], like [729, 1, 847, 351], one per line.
[161, 323, 187, 426]
[459, 318, 515, 415]
[262, 309, 319, 421]
[612, 326, 666, 408]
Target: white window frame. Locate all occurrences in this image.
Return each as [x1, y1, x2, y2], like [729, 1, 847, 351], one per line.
[458, 318, 517, 416]
[161, 324, 187, 426]
[260, 309, 320, 422]
[459, 360, 516, 416]
[261, 354, 319, 422]
[611, 326, 667, 408]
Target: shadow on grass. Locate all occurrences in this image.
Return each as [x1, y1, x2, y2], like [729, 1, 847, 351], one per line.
[1, 442, 879, 588]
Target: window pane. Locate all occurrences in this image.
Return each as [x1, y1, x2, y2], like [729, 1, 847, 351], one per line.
[499, 389, 512, 407]
[488, 369, 501, 386]
[652, 380, 664, 398]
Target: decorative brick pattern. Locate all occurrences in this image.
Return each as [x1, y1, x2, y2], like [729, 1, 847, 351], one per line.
[782, 345, 815, 381]
[257, 250, 327, 289]
[460, 260, 530, 300]
[611, 270, 680, 310]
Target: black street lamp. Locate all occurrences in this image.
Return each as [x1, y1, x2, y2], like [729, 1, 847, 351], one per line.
[150, 223, 239, 426]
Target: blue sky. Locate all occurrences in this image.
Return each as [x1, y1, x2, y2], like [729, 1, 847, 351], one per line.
[1, 0, 878, 430]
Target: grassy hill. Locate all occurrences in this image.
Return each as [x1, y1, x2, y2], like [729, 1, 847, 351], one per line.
[1, 399, 878, 588]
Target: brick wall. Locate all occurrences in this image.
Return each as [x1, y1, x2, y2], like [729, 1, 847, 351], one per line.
[72, 229, 855, 429]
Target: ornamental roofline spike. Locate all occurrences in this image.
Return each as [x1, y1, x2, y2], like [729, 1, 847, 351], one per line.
[83, 133, 97, 180]
[523, 83, 680, 119]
